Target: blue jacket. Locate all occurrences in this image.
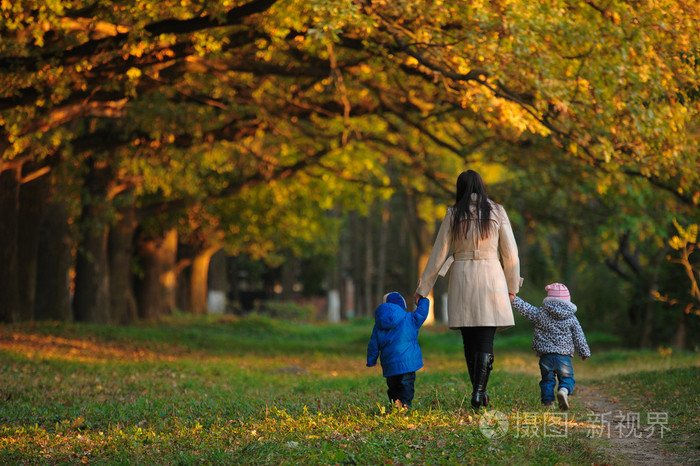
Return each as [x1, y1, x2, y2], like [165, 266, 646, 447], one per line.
[366, 294, 430, 377]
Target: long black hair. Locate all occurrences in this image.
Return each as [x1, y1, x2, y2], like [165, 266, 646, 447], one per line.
[451, 170, 493, 241]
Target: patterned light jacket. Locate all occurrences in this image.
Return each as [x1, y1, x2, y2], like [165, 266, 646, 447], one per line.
[512, 296, 591, 358]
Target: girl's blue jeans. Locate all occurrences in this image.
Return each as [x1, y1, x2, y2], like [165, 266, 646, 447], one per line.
[538, 353, 575, 403]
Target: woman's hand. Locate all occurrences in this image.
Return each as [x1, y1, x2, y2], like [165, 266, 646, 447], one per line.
[414, 293, 423, 305]
[509, 293, 516, 303]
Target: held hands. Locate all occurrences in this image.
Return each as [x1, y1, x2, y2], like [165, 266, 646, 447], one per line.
[413, 293, 423, 306]
[509, 293, 516, 303]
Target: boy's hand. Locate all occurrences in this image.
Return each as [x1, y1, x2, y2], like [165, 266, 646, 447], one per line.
[413, 293, 423, 305]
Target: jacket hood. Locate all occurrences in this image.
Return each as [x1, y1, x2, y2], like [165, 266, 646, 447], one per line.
[383, 292, 407, 310]
[374, 303, 404, 330]
[542, 297, 577, 320]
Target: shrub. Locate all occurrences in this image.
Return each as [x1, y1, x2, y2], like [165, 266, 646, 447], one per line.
[258, 301, 316, 321]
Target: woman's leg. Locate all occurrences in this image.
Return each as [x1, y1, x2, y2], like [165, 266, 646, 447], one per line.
[460, 328, 477, 386]
[471, 326, 496, 353]
[467, 327, 497, 409]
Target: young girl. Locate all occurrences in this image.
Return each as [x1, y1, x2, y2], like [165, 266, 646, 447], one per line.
[511, 283, 591, 410]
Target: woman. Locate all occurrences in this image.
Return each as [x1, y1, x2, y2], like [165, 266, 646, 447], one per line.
[414, 170, 522, 409]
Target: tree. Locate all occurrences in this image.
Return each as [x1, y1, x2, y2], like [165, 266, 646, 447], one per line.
[1, 0, 697, 342]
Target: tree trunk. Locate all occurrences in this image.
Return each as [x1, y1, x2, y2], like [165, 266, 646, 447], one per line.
[0, 166, 22, 322]
[407, 192, 435, 324]
[673, 310, 687, 350]
[34, 201, 73, 321]
[176, 260, 192, 312]
[160, 229, 178, 316]
[73, 157, 112, 324]
[348, 211, 360, 318]
[640, 247, 669, 347]
[191, 247, 218, 314]
[108, 207, 138, 324]
[375, 204, 389, 305]
[207, 249, 228, 313]
[227, 255, 239, 311]
[17, 169, 51, 320]
[363, 209, 374, 318]
[281, 252, 295, 301]
[137, 240, 159, 319]
[73, 220, 110, 323]
[334, 208, 346, 319]
[175, 242, 195, 312]
[559, 227, 573, 287]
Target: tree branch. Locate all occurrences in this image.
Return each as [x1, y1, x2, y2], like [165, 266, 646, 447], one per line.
[0, 0, 279, 70]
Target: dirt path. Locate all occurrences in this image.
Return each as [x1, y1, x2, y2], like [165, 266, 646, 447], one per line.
[577, 385, 683, 465]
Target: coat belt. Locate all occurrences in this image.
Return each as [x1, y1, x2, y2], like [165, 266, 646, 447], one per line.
[438, 250, 499, 277]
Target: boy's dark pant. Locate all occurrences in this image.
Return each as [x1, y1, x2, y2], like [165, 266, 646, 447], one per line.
[386, 371, 416, 407]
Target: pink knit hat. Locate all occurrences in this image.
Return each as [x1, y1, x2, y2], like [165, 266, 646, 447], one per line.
[545, 283, 570, 301]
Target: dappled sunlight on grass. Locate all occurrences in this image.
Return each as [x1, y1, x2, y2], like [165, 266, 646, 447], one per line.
[0, 331, 181, 363]
[0, 317, 697, 463]
[498, 352, 541, 375]
[575, 350, 700, 380]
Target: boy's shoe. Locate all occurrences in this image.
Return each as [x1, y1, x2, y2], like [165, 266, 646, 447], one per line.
[557, 389, 569, 411]
[542, 401, 554, 408]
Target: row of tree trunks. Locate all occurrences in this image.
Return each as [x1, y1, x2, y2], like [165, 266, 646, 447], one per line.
[0, 163, 218, 323]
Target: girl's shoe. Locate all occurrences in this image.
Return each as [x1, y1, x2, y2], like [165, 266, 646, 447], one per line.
[557, 389, 569, 411]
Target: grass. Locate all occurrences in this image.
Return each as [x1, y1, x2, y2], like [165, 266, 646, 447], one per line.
[0, 315, 698, 464]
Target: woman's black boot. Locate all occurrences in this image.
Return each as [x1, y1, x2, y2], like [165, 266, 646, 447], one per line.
[471, 353, 494, 409]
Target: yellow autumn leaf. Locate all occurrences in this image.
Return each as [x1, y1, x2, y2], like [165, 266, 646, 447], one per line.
[126, 67, 142, 80]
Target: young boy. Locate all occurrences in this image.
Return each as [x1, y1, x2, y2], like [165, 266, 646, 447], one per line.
[511, 283, 590, 410]
[366, 292, 430, 409]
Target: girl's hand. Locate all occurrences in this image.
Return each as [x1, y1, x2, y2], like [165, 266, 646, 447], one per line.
[509, 293, 516, 303]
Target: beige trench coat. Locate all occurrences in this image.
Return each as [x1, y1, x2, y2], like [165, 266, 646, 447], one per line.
[416, 200, 522, 330]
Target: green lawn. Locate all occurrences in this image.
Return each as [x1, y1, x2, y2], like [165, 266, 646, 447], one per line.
[0, 315, 697, 464]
